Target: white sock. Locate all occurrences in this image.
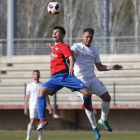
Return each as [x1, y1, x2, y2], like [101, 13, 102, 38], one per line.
[27, 124, 34, 138]
[38, 129, 43, 140]
[101, 100, 110, 121]
[85, 109, 97, 129]
[78, 92, 97, 129]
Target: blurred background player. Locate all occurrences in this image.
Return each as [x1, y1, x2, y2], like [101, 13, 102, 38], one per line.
[37, 26, 93, 131]
[71, 28, 123, 140]
[24, 70, 52, 140]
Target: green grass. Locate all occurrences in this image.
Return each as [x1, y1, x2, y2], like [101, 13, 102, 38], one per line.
[0, 131, 140, 140]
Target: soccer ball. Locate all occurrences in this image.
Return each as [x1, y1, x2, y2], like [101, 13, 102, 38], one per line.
[47, 1, 61, 15]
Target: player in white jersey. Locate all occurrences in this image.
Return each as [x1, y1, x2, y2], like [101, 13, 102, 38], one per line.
[71, 28, 123, 140]
[24, 70, 52, 140]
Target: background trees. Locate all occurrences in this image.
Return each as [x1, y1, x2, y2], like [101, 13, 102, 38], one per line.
[0, 0, 140, 39]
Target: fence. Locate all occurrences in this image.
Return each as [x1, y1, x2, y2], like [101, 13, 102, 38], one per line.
[1, 36, 140, 56]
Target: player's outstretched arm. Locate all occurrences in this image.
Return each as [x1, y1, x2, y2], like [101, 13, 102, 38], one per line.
[46, 43, 54, 49]
[95, 62, 123, 71]
[24, 95, 29, 115]
[46, 95, 52, 114]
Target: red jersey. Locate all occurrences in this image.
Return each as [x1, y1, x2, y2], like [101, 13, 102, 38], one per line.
[50, 42, 73, 76]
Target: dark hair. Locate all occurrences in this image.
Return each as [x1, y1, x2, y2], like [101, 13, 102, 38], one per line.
[33, 70, 40, 74]
[53, 26, 66, 35]
[83, 28, 94, 35]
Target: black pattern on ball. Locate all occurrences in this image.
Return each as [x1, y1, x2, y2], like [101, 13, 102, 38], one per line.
[55, 4, 59, 10]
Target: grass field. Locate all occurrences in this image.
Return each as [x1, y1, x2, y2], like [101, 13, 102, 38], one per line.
[0, 131, 140, 140]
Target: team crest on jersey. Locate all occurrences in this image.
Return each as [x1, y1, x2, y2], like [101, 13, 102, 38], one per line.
[93, 51, 95, 54]
[55, 47, 58, 51]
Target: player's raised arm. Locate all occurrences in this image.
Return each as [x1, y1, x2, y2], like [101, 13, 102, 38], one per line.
[46, 43, 54, 49]
[95, 62, 123, 71]
[24, 94, 29, 115]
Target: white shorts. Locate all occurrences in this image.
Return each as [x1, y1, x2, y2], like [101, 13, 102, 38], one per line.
[78, 76, 107, 99]
[29, 108, 40, 119]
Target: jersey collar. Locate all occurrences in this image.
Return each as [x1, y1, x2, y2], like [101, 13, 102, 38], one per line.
[55, 42, 62, 46]
[81, 42, 91, 48]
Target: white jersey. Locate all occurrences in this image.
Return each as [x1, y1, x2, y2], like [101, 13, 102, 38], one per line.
[71, 42, 100, 79]
[26, 82, 44, 109]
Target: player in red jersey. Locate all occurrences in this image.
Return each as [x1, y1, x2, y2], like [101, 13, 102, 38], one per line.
[37, 26, 94, 131]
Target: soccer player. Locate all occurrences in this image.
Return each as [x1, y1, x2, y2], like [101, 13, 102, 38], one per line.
[71, 28, 123, 140]
[24, 70, 52, 140]
[37, 26, 93, 131]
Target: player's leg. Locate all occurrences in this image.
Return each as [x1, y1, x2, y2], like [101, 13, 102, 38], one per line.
[37, 79, 62, 131]
[37, 87, 54, 131]
[26, 119, 35, 140]
[98, 91, 112, 132]
[38, 86, 54, 120]
[26, 109, 36, 140]
[87, 77, 111, 132]
[77, 87, 93, 110]
[100, 91, 111, 121]
[62, 73, 92, 110]
[37, 110, 43, 140]
[78, 92, 100, 140]
[89, 77, 112, 132]
[37, 119, 43, 140]
[85, 108, 100, 140]
[72, 83, 93, 111]
[77, 87, 91, 97]
[78, 92, 97, 115]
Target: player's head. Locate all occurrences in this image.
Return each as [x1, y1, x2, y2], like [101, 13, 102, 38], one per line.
[82, 28, 94, 47]
[52, 26, 66, 43]
[33, 70, 40, 81]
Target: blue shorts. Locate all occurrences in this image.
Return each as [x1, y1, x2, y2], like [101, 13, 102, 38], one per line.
[42, 71, 86, 94]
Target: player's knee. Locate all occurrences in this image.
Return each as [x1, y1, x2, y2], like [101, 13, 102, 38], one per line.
[86, 89, 92, 97]
[30, 119, 35, 126]
[104, 95, 111, 102]
[108, 95, 111, 102]
[87, 93, 92, 98]
[30, 122, 34, 126]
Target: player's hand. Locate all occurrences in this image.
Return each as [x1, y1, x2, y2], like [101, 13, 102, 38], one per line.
[46, 43, 53, 49]
[47, 106, 52, 114]
[113, 64, 123, 70]
[69, 69, 74, 76]
[49, 108, 52, 114]
[24, 109, 28, 115]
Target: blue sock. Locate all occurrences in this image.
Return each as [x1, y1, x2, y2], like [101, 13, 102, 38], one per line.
[38, 96, 46, 120]
[83, 95, 91, 108]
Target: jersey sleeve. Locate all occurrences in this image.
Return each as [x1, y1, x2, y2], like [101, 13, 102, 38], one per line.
[94, 48, 101, 63]
[60, 44, 73, 58]
[26, 84, 30, 95]
[71, 44, 78, 56]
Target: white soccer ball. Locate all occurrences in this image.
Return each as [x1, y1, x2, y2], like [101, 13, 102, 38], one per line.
[47, 1, 61, 15]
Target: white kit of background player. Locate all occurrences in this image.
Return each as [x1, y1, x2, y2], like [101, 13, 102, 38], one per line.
[24, 70, 52, 140]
